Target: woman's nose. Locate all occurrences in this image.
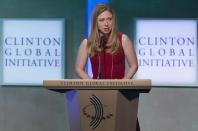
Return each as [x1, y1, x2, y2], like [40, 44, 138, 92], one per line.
[104, 20, 109, 26]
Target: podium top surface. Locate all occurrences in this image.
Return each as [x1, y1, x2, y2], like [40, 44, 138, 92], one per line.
[43, 79, 151, 90]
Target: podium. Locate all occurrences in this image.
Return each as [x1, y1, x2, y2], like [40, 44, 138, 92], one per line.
[43, 79, 151, 131]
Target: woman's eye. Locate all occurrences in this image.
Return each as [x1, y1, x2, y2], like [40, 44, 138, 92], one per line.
[107, 17, 112, 21]
[99, 19, 105, 22]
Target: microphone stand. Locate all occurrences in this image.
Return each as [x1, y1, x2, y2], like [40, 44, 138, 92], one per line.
[97, 36, 105, 79]
[97, 53, 101, 79]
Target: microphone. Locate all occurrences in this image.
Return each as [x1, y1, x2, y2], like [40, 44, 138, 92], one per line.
[97, 55, 101, 79]
[97, 37, 103, 79]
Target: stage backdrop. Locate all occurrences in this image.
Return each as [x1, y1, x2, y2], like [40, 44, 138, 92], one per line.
[135, 19, 197, 87]
[0, 19, 65, 85]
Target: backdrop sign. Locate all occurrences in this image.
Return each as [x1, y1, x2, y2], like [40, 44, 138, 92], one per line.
[135, 19, 197, 86]
[1, 19, 65, 85]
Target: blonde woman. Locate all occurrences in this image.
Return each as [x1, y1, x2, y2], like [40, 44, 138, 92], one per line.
[76, 4, 138, 80]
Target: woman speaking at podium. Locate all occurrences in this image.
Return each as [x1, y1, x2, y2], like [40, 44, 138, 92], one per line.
[75, 3, 139, 131]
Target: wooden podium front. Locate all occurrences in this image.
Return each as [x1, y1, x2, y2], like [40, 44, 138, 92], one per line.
[43, 79, 151, 131]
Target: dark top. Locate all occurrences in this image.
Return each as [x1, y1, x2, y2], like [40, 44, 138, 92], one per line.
[90, 32, 125, 79]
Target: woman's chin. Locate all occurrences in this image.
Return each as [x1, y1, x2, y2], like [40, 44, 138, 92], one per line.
[102, 31, 110, 35]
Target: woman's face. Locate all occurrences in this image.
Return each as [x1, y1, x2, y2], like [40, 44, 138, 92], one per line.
[97, 10, 113, 35]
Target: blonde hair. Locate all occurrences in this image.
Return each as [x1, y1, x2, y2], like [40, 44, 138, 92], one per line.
[87, 4, 120, 57]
